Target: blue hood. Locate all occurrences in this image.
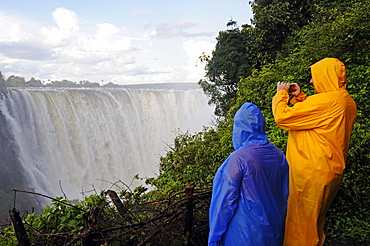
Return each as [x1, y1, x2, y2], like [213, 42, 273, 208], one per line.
[232, 102, 268, 150]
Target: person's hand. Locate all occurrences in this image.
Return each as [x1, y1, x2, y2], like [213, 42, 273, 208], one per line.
[289, 83, 301, 97]
[277, 82, 301, 96]
[277, 81, 290, 92]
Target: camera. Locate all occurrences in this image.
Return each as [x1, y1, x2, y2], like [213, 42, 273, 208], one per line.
[288, 84, 295, 92]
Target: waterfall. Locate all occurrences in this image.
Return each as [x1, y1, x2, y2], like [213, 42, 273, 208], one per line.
[0, 84, 215, 209]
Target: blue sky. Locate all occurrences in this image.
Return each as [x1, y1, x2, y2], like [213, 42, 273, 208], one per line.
[0, 0, 253, 85]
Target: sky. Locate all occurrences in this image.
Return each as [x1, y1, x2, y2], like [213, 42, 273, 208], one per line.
[0, 0, 253, 85]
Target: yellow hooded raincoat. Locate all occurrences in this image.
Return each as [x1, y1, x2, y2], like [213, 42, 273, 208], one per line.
[272, 58, 357, 246]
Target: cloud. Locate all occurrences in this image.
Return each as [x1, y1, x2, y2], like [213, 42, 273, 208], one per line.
[0, 6, 213, 84]
[183, 40, 215, 81]
[0, 13, 34, 42]
[143, 20, 214, 39]
[96, 23, 120, 38]
[41, 8, 79, 46]
[42, 10, 140, 60]
[0, 17, 20, 42]
[53, 7, 79, 33]
[0, 40, 54, 60]
[0, 8, 144, 80]
[0, 12, 55, 60]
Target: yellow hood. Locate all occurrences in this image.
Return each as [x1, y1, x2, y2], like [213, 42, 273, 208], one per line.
[309, 58, 347, 93]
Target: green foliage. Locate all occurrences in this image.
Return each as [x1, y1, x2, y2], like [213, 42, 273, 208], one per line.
[289, 0, 370, 65]
[145, 126, 233, 198]
[250, 0, 321, 65]
[0, 194, 117, 245]
[25, 197, 86, 242]
[0, 226, 17, 246]
[236, 65, 286, 151]
[0, 197, 86, 245]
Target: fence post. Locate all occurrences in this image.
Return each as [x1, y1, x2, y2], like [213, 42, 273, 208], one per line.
[9, 208, 30, 246]
[184, 185, 194, 246]
[107, 190, 128, 219]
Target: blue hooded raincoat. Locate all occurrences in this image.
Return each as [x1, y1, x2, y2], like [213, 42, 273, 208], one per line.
[208, 103, 289, 246]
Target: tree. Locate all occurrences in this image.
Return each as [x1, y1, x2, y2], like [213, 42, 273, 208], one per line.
[6, 75, 26, 86]
[198, 21, 256, 117]
[250, 0, 322, 65]
[27, 77, 43, 87]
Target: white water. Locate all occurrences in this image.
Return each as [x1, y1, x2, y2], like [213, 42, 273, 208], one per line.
[1, 85, 214, 204]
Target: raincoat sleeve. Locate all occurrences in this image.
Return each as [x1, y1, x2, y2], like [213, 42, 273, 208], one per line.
[289, 91, 308, 104]
[272, 90, 334, 131]
[208, 154, 243, 246]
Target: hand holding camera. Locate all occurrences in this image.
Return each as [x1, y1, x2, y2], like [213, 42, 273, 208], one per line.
[277, 82, 301, 96]
[288, 83, 301, 96]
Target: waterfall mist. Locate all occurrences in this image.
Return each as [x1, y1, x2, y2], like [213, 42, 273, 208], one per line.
[0, 84, 215, 212]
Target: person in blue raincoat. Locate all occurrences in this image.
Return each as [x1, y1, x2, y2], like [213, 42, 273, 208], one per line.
[208, 102, 289, 246]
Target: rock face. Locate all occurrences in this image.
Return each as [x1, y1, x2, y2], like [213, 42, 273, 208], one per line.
[0, 108, 43, 217]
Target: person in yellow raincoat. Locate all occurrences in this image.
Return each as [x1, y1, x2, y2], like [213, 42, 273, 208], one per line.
[272, 58, 357, 246]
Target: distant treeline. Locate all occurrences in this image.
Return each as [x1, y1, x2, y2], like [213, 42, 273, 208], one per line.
[0, 71, 120, 91]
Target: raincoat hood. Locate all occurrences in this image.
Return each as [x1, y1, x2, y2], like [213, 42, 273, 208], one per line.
[309, 57, 347, 93]
[232, 102, 268, 150]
